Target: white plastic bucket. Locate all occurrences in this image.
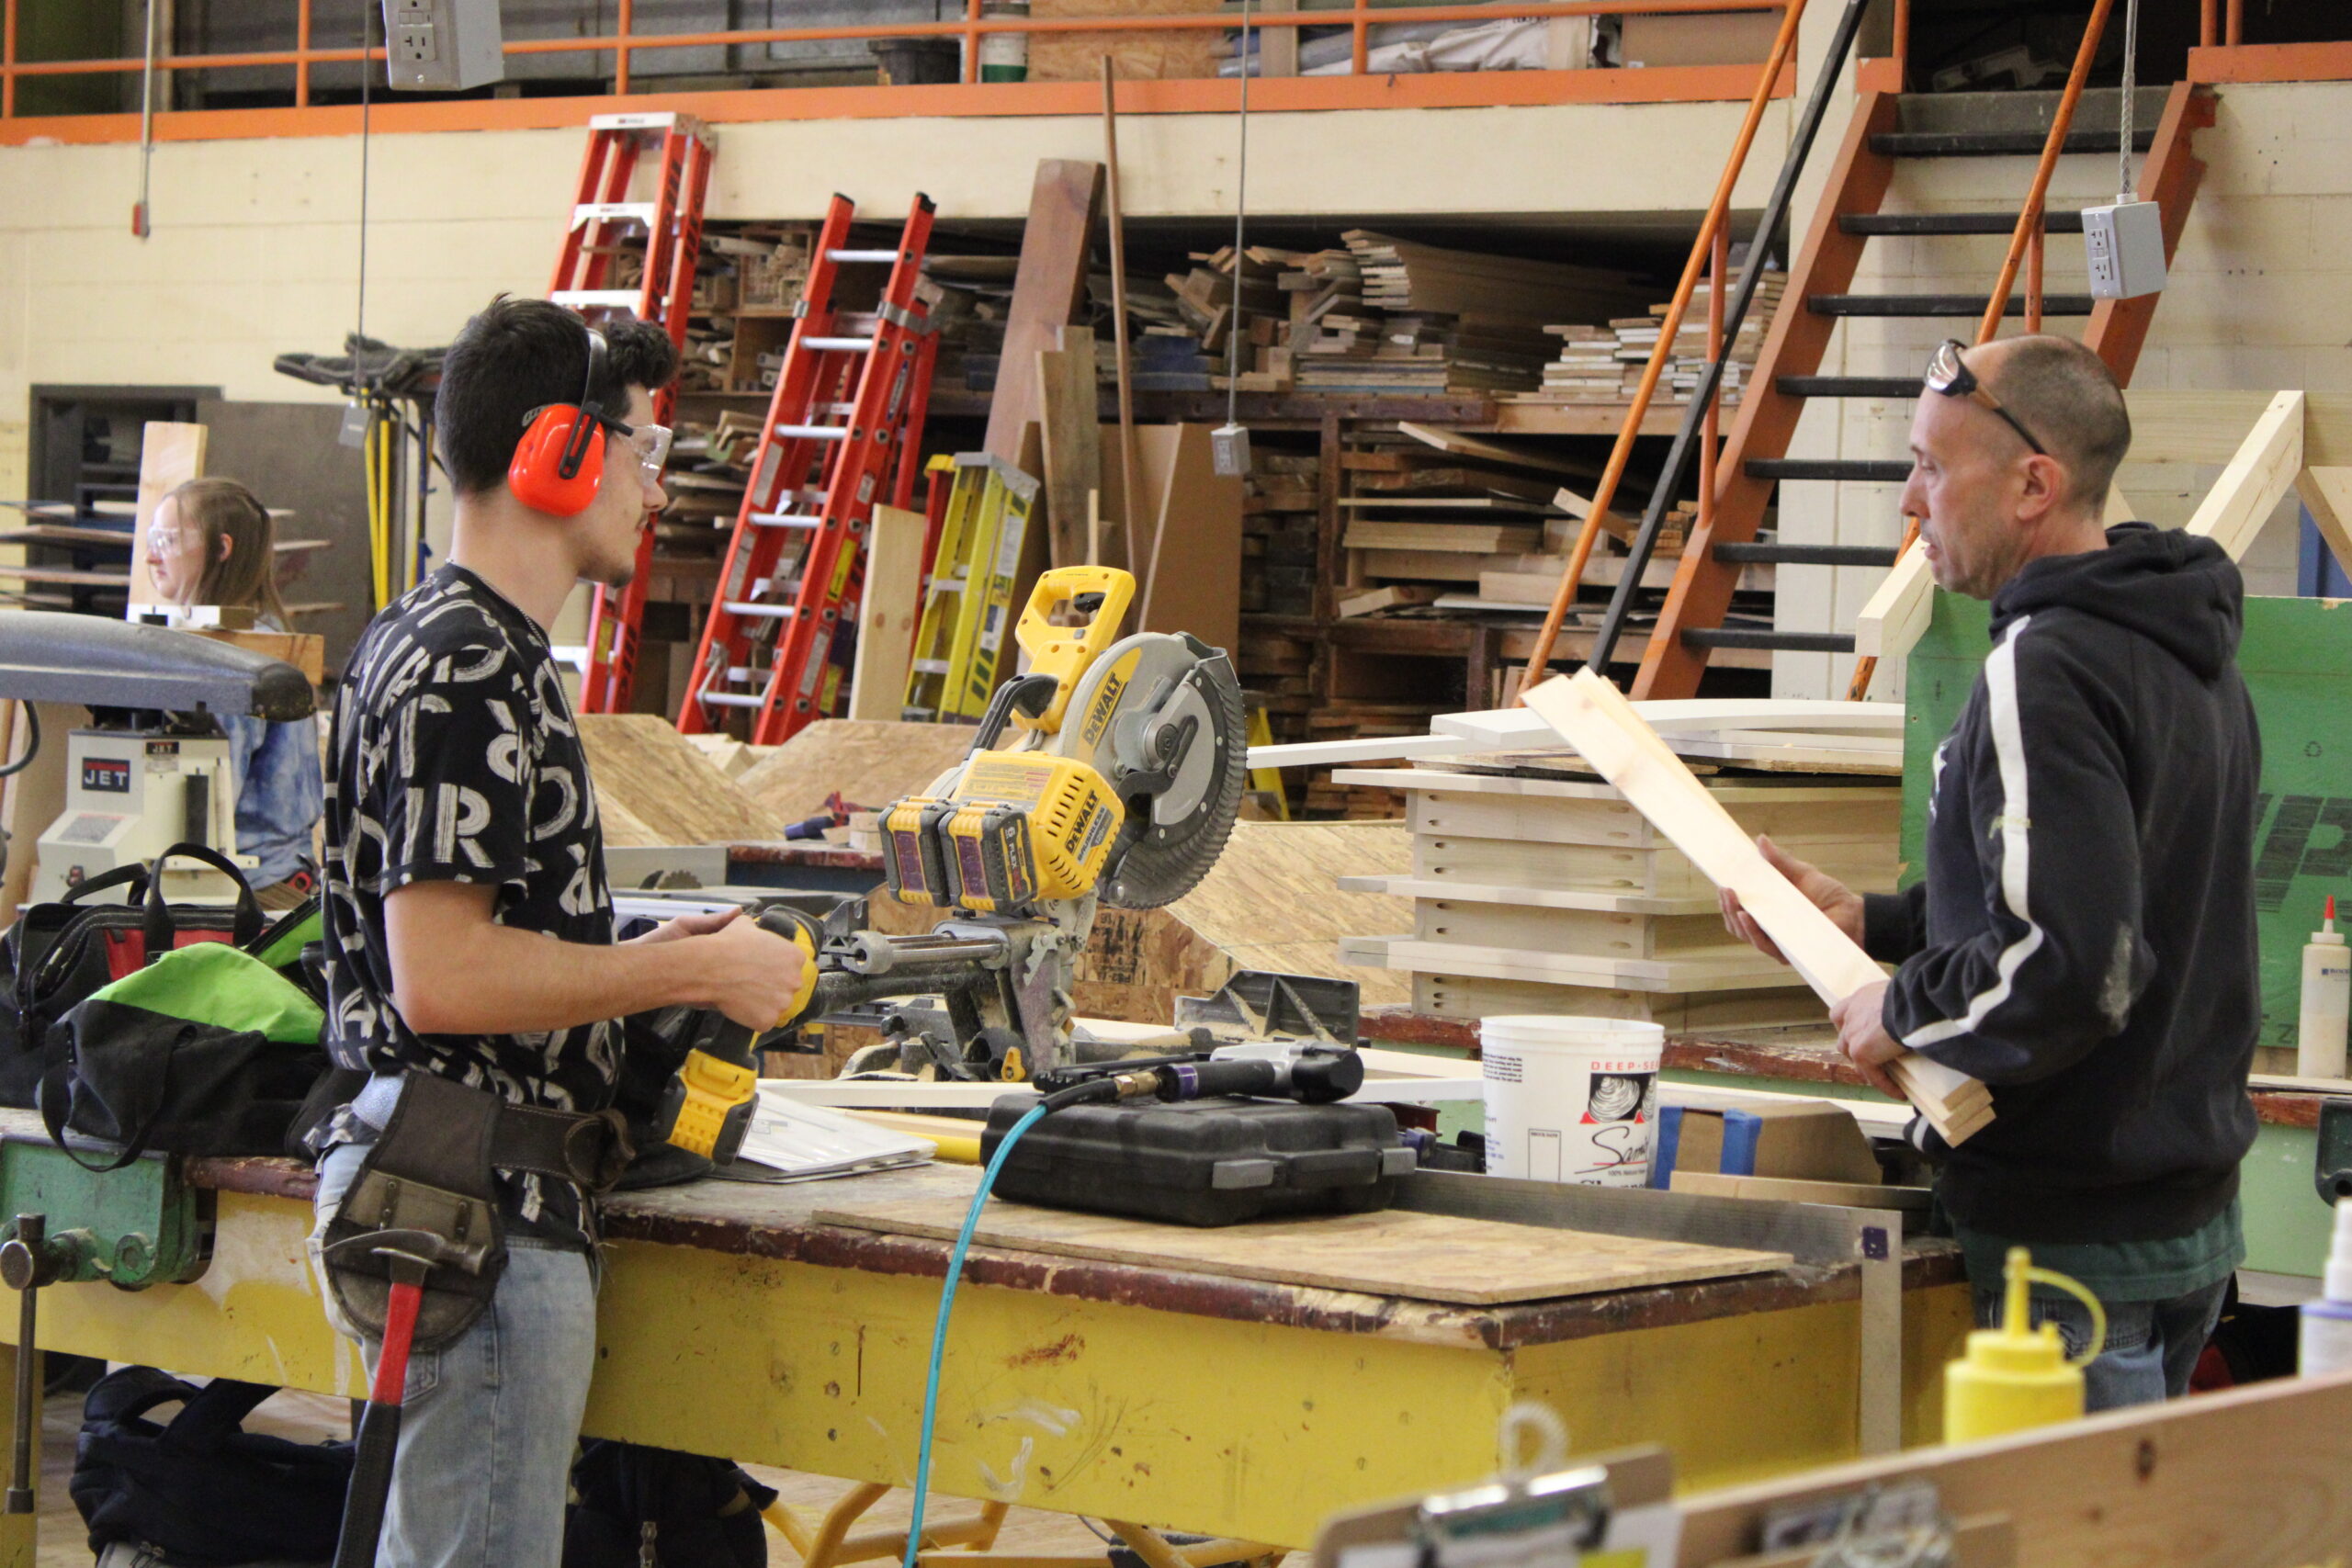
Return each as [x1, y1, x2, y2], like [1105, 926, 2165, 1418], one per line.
[1479, 1016, 1665, 1187]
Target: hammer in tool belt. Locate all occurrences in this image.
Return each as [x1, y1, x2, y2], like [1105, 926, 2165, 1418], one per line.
[324, 1227, 492, 1568]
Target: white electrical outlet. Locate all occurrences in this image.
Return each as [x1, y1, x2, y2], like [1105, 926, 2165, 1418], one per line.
[379, 0, 503, 90]
[2083, 199, 2167, 300]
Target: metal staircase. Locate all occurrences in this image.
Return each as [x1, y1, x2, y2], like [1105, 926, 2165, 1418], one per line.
[1630, 78, 2212, 699]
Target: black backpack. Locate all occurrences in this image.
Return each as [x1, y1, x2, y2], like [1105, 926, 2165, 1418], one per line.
[564, 1441, 776, 1568]
[70, 1367, 353, 1566]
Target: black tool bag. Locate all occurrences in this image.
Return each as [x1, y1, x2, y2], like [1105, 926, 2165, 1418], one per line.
[563, 1441, 776, 1568]
[0, 843, 267, 1109]
[70, 1366, 353, 1567]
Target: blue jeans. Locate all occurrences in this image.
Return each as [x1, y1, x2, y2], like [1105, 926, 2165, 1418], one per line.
[1969, 1275, 2231, 1412]
[311, 1142, 597, 1568]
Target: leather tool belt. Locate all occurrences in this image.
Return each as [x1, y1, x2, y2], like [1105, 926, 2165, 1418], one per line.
[319, 1072, 633, 1348]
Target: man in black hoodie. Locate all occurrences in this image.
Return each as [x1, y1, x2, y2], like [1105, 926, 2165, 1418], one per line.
[1723, 334, 2261, 1409]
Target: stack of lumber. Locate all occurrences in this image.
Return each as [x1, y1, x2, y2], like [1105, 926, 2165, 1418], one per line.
[1513, 269, 1786, 410]
[1334, 762, 1900, 1028]
[736, 718, 978, 822]
[1239, 446, 1319, 622]
[577, 716, 792, 847]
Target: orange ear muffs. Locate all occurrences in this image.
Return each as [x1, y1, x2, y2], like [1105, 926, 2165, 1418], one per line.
[508, 404, 606, 516]
[507, 323, 613, 517]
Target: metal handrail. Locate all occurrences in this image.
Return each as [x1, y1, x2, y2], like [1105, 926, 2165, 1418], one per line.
[0, 0, 1788, 119]
[1516, 0, 1815, 689]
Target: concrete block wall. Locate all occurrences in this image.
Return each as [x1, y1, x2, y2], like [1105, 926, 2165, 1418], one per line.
[1771, 79, 2352, 699]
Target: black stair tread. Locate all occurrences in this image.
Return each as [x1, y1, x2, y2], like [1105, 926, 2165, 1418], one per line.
[1681, 627, 1859, 653]
[1807, 293, 2097, 317]
[1871, 129, 2157, 158]
[1713, 542, 1899, 567]
[1777, 376, 1919, 399]
[1746, 458, 1914, 482]
[1840, 209, 2088, 235]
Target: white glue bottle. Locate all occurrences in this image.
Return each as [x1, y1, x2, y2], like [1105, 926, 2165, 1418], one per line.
[2302, 1200, 2352, 1375]
[2301, 895, 2351, 1081]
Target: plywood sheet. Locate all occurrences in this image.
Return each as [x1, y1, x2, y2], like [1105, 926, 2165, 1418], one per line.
[815, 1196, 1791, 1306]
[1028, 0, 1224, 82]
[736, 718, 977, 822]
[849, 506, 926, 722]
[986, 161, 1104, 464]
[578, 715, 787, 848]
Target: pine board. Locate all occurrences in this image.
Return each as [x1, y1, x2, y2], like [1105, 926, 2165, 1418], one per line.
[577, 716, 788, 848]
[1342, 523, 1543, 554]
[1413, 899, 1752, 963]
[1338, 874, 1719, 917]
[1411, 971, 1825, 1029]
[1522, 672, 1989, 1144]
[129, 422, 206, 612]
[1341, 935, 1809, 992]
[814, 1196, 1791, 1306]
[736, 719, 978, 822]
[848, 506, 926, 723]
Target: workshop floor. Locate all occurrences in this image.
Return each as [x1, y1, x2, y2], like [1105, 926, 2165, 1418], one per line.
[31, 1388, 1136, 1566]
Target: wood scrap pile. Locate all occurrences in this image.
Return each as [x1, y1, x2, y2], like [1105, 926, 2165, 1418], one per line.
[578, 715, 791, 846]
[734, 718, 979, 824]
[865, 819, 1416, 1023]
[1293, 232, 1658, 395]
[1516, 268, 1786, 410]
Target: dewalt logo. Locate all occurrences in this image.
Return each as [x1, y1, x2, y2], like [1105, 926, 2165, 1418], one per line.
[1080, 656, 1136, 748]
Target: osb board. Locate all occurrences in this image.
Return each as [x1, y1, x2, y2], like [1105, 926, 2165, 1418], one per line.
[815, 1197, 1791, 1305]
[736, 719, 978, 821]
[577, 715, 787, 848]
[1028, 0, 1223, 82]
[865, 819, 1415, 1023]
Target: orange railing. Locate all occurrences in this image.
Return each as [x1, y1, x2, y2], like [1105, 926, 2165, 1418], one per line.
[0, 0, 1796, 135]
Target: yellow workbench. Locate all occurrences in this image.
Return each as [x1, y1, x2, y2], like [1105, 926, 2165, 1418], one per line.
[3, 1139, 1972, 1553]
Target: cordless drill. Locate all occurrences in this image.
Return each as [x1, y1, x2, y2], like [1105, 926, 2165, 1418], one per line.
[652, 906, 821, 1164]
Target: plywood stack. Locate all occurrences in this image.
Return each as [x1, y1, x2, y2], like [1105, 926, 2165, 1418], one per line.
[1333, 764, 1901, 1028]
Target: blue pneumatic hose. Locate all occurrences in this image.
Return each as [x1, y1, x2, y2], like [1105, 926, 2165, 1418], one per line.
[901, 1099, 1053, 1568]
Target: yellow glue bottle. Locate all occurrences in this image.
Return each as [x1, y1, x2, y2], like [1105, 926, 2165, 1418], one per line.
[2301, 895, 2350, 1081]
[1943, 1247, 2107, 1444]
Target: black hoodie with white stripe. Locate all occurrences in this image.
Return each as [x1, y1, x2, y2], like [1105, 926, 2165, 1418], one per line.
[1859, 522, 2263, 1243]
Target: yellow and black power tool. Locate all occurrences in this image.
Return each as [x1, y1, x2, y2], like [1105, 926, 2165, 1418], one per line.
[654, 565, 1250, 1160]
[650, 906, 820, 1164]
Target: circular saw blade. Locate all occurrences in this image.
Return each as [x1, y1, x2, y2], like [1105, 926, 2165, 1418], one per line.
[1100, 649, 1248, 909]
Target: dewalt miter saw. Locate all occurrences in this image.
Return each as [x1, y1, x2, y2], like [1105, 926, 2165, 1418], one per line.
[655, 565, 1250, 1163]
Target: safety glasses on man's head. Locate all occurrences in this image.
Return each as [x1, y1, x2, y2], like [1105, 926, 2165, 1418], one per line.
[1924, 339, 2048, 457]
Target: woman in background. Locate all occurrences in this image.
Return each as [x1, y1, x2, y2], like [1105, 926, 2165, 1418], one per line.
[143, 477, 324, 908]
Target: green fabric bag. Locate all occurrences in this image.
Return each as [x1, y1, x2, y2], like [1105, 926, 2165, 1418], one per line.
[85, 942, 323, 1045]
[43, 942, 330, 1171]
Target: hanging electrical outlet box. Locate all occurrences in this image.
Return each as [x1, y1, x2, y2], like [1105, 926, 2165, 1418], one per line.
[2083, 199, 2166, 299]
[1212, 423, 1251, 479]
[380, 0, 505, 92]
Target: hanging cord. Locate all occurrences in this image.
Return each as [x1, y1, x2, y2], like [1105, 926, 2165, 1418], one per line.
[357, 0, 374, 373]
[0, 705, 40, 780]
[133, 0, 159, 237]
[2117, 0, 2139, 201]
[1225, 0, 1253, 432]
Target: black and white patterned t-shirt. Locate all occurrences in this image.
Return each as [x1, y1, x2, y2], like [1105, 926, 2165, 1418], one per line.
[321, 564, 617, 1239]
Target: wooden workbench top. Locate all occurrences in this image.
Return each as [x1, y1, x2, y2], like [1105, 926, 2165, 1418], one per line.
[1365, 1012, 2337, 1130]
[173, 1142, 1961, 1353]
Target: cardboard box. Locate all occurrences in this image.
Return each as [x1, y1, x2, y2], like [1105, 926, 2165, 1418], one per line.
[1620, 11, 1779, 68]
[1657, 1100, 1884, 1186]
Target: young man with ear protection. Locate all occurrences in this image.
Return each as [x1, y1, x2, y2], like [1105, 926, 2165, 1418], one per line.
[309, 295, 808, 1565]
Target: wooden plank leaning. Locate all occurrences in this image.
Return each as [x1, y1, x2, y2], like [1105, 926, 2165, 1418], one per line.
[1522, 669, 1992, 1145]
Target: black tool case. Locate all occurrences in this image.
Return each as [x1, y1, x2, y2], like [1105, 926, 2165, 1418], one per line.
[979, 1095, 1413, 1226]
